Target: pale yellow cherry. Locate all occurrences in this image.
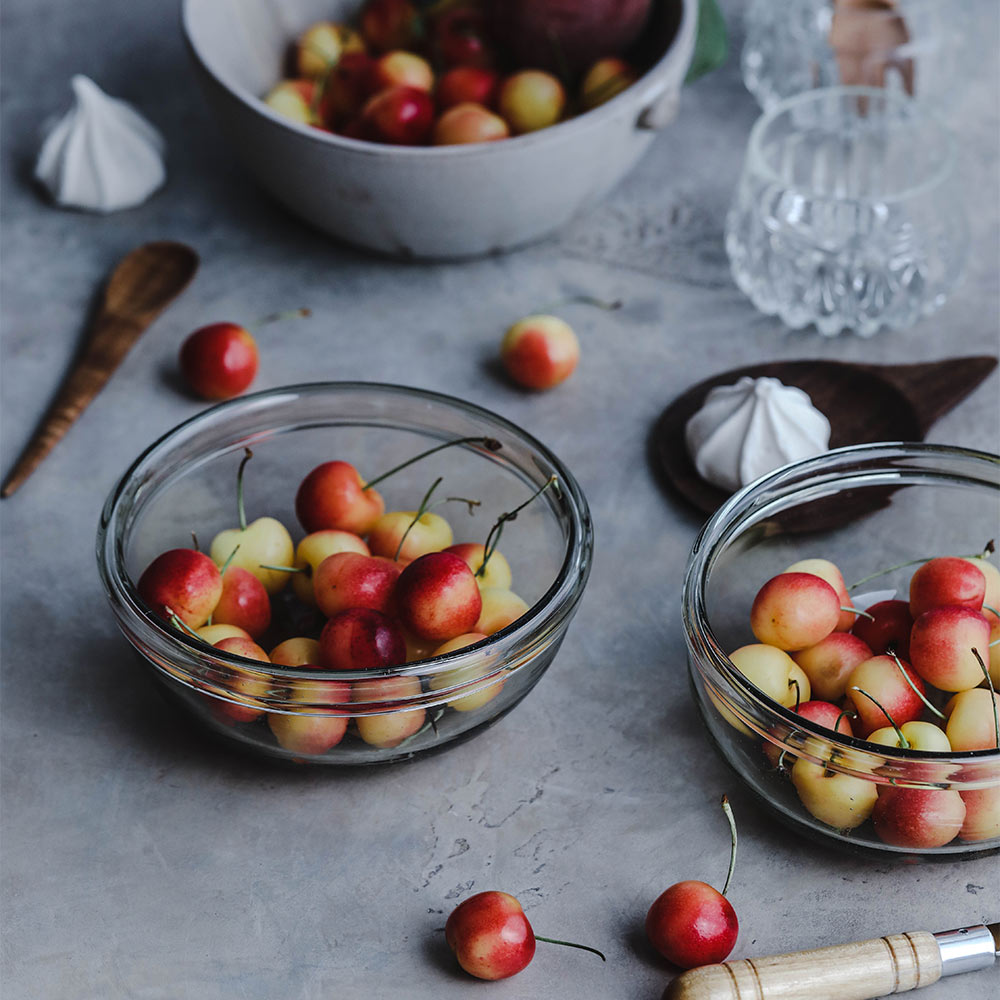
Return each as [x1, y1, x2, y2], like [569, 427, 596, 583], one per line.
[428, 633, 500, 711]
[868, 721, 952, 753]
[296, 21, 364, 78]
[196, 623, 251, 644]
[945, 688, 1000, 752]
[210, 516, 294, 595]
[292, 529, 369, 605]
[474, 587, 529, 636]
[368, 510, 453, 563]
[960, 786, 1000, 842]
[446, 542, 512, 591]
[269, 637, 322, 666]
[352, 676, 425, 748]
[728, 644, 811, 708]
[791, 758, 878, 829]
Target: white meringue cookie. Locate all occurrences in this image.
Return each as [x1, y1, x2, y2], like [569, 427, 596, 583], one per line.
[685, 376, 831, 492]
[35, 75, 166, 213]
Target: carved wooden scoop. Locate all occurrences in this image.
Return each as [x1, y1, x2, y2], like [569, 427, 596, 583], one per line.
[2, 241, 198, 498]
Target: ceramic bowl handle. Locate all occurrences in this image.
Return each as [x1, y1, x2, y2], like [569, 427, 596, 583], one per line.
[637, 86, 681, 130]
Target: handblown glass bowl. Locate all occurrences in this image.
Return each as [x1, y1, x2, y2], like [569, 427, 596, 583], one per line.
[683, 443, 1000, 858]
[97, 383, 592, 765]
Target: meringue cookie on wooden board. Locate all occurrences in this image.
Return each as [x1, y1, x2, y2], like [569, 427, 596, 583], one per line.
[34, 75, 166, 213]
[684, 376, 832, 492]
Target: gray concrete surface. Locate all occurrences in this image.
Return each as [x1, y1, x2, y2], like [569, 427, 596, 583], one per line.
[2, 1, 998, 998]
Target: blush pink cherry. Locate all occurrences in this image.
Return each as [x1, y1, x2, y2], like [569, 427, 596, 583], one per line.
[319, 608, 407, 671]
[751, 572, 841, 651]
[792, 632, 872, 702]
[395, 551, 482, 642]
[851, 599, 913, 659]
[784, 558, 855, 632]
[351, 675, 424, 748]
[137, 548, 223, 628]
[763, 700, 854, 768]
[433, 103, 509, 144]
[445, 891, 536, 980]
[872, 787, 966, 849]
[909, 556, 986, 618]
[295, 460, 385, 535]
[909, 606, 991, 692]
[845, 655, 928, 737]
[501, 314, 579, 390]
[313, 551, 402, 618]
[436, 66, 499, 110]
[209, 636, 271, 723]
[212, 566, 271, 639]
[369, 50, 434, 93]
[291, 529, 370, 606]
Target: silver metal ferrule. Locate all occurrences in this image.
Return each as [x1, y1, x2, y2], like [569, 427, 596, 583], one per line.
[934, 925, 998, 977]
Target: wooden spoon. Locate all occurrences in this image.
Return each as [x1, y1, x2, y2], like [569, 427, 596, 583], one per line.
[1, 241, 199, 498]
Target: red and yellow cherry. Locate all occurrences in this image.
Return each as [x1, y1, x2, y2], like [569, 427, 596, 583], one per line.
[295, 460, 385, 535]
[646, 797, 739, 969]
[580, 57, 637, 110]
[868, 720, 951, 753]
[179, 322, 259, 401]
[433, 8, 494, 69]
[321, 52, 376, 124]
[445, 542, 512, 590]
[209, 636, 271, 723]
[436, 66, 499, 110]
[497, 70, 565, 133]
[784, 558, 855, 632]
[210, 516, 294, 596]
[433, 102, 509, 145]
[908, 606, 990, 692]
[844, 656, 928, 736]
[750, 572, 841, 651]
[269, 637, 321, 667]
[872, 786, 966, 849]
[960, 786, 1000, 842]
[964, 556, 1000, 632]
[395, 551, 482, 642]
[196, 623, 250, 645]
[369, 50, 434, 93]
[291, 529, 370, 606]
[428, 632, 501, 711]
[501, 314, 579, 390]
[446, 891, 535, 980]
[475, 587, 529, 636]
[137, 548, 222, 628]
[728, 645, 810, 709]
[909, 556, 986, 618]
[851, 599, 913, 659]
[212, 566, 271, 639]
[791, 757, 878, 829]
[263, 79, 319, 126]
[945, 688, 1000, 752]
[762, 699, 854, 768]
[368, 509, 453, 563]
[313, 551, 402, 619]
[359, 0, 421, 53]
[319, 608, 407, 671]
[360, 85, 435, 144]
[351, 675, 425, 748]
[792, 631, 872, 702]
[295, 21, 365, 79]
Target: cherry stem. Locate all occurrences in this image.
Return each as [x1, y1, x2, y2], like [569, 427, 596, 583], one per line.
[834, 707, 857, 733]
[848, 540, 995, 590]
[191, 531, 200, 552]
[971, 648, 999, 750]
[851, 686, 908, 748]
[259, 563, 305, 574]
[842, 606, 874, 622]
[788, 678, 801, 712]
[219, 544, 241, 577]
[776, 749, 788, 770]
[395, 477, 443, 562]
[720, 795, 738, 898]
[990, 637, 1000, 648]
[362, 436, 502, 493]
[439, 496, 481, 516]
[236, 448, 253, 532]
[167, 609, 202, 641]
[533, 294, 623, 314]
[478, 476, 559, 578]
[255, 307, 311, 329]
[889, 651, 945, 719]
[983, 603, 1000, 621]
[533, 937, 606, 962]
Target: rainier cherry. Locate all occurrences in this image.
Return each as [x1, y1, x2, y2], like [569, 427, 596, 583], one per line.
[137, 548, 222, 628]
[909, 556, 986, 618]
[646, 796, 739, 969]
[179, 323, 258, 400]
[497, 70, 565, 133]
[750, 572, 841, 651]
[501, 314, 580, 390]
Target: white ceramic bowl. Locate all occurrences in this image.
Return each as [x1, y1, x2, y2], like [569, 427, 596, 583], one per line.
[181, 0, 696, 258]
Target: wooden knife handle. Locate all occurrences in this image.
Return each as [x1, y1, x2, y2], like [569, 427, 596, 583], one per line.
[665, 931, 942, 1000]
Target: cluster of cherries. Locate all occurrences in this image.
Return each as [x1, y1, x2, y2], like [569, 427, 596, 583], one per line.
[136, 439, 544, 755]
[727, 551, 1000, 849]
[264, 0, 638, 146]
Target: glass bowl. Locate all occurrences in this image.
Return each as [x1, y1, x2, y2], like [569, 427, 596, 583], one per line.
[683, 443, 1000, 858]
[725, 86, 968, 337]
[97, 383, 592, 765]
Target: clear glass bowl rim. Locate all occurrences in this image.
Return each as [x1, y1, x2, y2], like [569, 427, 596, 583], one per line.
[96, 381, 593, 704]
[682, 441, 1000, 777]
[743, 85, 957, 205]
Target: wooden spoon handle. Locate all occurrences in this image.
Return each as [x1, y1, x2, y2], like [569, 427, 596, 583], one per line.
[1, 313, 147, 497]
[665, 931, 942, 1000]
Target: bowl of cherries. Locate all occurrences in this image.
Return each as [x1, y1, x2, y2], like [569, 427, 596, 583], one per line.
[180, 0, 696, 257]
[683, 442, 1000, 858]
[97, 382, 592, 764]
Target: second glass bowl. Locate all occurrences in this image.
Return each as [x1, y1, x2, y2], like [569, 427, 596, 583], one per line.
[98, 383, 592, 765]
